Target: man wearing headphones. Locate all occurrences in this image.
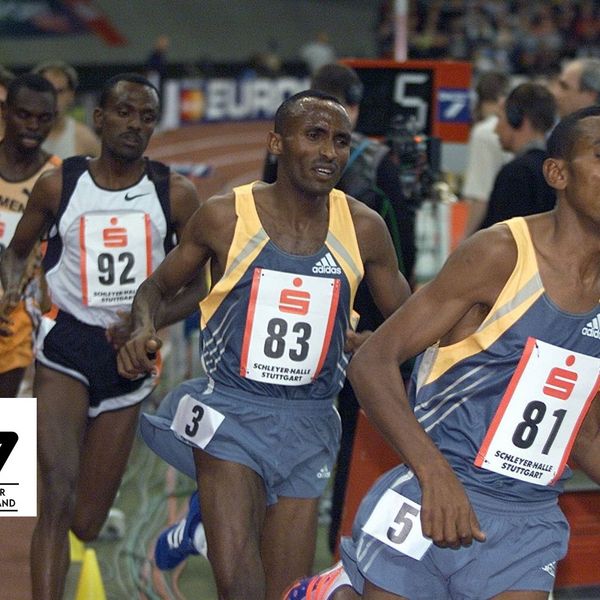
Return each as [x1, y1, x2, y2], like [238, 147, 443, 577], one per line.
[479, 82, 556, 230]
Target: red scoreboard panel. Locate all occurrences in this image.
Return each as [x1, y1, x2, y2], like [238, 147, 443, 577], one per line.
[342, 59, 473, 143]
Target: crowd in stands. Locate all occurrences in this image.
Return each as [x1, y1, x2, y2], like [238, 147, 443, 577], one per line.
[377, 0, 600, 76]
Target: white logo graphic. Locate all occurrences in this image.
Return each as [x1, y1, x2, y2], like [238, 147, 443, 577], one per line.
[542, 561, 556, 578]
[312, 253, 341, 275]
[582, 314, 600, 339]
[317, 465, 331, 479]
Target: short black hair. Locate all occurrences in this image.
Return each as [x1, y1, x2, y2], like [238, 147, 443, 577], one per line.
[5, 73, 56, 108]
[98, 72, 160, 109]
[504, 82, 556, 133]
[547, 104, 600, 160]
[310, 63, 364, 106]
[274, 89, 346, 134]
[475, 70, 510, 104]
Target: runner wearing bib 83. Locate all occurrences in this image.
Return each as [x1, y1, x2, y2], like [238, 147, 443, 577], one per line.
[118, 91, 410, 600]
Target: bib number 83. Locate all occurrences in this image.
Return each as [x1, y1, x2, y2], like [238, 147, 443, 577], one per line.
[263, 317, 312, 361]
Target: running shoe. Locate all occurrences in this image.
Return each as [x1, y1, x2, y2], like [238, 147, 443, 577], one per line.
[282, 561, 346, 600]
[154, 491, 203, 570]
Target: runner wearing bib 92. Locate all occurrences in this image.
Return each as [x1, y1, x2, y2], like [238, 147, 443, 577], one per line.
[0, 73, 201, 600]
[117, 90, 411, 600]
[282, 108, 600, 600]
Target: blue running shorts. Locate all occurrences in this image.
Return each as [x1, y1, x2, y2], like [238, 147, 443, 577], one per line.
[141, 377, 341, 505]
[340, 464, 569, 600]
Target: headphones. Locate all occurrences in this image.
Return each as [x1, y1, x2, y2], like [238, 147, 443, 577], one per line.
[505, 101, 524, 129]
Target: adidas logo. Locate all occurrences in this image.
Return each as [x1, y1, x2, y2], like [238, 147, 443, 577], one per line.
[312, 252, 341, 275]
[541, 561, 556, 578]
[582, 314, 600, 339]
[317, 465, 331, 479]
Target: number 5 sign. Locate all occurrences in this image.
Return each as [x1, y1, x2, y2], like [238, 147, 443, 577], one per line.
[362, 489, 432, 560]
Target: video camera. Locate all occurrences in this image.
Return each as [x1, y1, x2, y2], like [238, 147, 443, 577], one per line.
[385, 115, 442, 208]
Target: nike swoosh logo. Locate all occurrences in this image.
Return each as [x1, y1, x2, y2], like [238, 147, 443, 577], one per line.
[124, 192, 150, 201]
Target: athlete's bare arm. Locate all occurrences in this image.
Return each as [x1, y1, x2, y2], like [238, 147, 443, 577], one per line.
[106, 172, 203, 348]
[571, 392, 600, 485]
[350, 197, 411, 317]
[347, 225, 517, 548]
[168, 171, 202, 240]
[0, 169, 61, 331]
[117, 192, 236, 377]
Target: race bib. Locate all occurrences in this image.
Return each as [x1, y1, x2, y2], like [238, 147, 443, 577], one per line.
[475, 337, 600, 485]
[240, 268, 340, 386]
[362, 489, 432, 560]
[80, 212, 152, 306]
[0, 210, 22, 256]
[171, 394, 225, 449]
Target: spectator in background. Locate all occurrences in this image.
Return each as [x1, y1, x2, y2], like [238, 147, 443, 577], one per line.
[462, 70, 512, 237]
[299, 31, 336, 75]
[375, 0, 395, 59]
[145, 34, 170, 94]
[552, 57, 600, 119]
[32, 60, 100, 158]
[0, 65, 15, 138]
[479, 81, 556, 229]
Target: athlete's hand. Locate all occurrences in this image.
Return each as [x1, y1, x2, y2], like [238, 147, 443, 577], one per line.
[344, 329, 372, 354]
[106, 310, 133, 350]
[419, 463, 486, 549]
[117, 327, 162, 379]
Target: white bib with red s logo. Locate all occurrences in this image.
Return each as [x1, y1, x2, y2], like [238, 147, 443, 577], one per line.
[475, 337, 600, 485]
[80, 211, 152, 306]
[239, 267, 340, 386]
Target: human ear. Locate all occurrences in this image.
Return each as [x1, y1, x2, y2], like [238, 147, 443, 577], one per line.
[92, 107, 103, 135]
[543, 157, 567, 190]
[267, 131, 283, 156]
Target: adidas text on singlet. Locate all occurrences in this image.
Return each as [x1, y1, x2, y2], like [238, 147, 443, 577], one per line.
[199, 182, 364, 402]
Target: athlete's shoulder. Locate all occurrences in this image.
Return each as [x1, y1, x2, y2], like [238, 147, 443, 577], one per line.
[201, 190, 236, 217]
[168, 169, 198, 197]
[345, 193, 388, 233]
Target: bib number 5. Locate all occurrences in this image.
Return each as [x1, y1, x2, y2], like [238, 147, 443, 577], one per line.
[363, 489, 432, 560]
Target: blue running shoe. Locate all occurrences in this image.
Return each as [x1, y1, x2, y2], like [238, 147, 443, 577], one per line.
[155, 491, 204, 570]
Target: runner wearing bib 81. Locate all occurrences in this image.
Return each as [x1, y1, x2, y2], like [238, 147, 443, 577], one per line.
[117, 90, 410, 600]
[283, 109, 600, 600]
